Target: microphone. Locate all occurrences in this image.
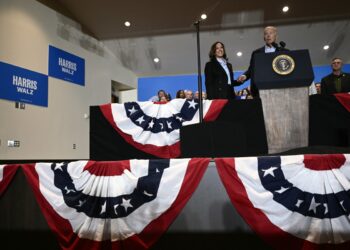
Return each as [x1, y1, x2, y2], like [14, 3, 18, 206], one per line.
[271, 42, 279, 49]
[271, 41, 287, 51]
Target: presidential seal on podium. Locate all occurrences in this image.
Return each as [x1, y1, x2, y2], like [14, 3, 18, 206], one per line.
[272, 54, 295, 75]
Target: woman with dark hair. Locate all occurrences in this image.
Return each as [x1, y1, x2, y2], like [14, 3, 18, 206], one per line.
[204, 41, 241, 99]
[157, 89, 166, 101]
[176, 90, 185, 99]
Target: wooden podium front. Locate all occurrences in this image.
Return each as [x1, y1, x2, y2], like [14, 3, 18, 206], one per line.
[253, 49, 314, 154]
[260, 87, 309, 154]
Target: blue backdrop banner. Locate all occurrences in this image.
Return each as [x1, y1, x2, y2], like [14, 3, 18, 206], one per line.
[48, 45, 85, 86]
[0, 61, 48, 107]
[138, 64, 350, 101]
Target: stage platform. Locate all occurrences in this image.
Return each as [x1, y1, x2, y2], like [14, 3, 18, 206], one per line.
[1, 147, 350, 249]
[90, 95, 350, 160]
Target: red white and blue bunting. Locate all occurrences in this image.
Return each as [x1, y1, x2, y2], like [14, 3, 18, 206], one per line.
[335, 93, 350, 112]
[22, 158, 210, 250]
[0, 164, 19, 196]
[100, 99, 227, 158]
[215, 154, 350, 250]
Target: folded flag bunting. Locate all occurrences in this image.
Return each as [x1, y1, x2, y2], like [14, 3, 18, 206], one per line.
[22, 158, 209, 250]
[0, 164, 19, 196]
[99, 99, 227, 158]
[215, 154, 350, 250]
[335, 93, 350, 112]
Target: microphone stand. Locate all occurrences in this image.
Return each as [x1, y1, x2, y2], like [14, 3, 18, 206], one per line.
[194, 20, 204, 123]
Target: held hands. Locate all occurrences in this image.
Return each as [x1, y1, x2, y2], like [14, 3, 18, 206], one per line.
[237, 75, 247, 83]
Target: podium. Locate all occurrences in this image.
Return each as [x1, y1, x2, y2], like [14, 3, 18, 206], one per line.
[252, 49, 314, 153]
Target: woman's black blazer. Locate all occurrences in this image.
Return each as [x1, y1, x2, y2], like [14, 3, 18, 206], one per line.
[204, 59, 239, 100]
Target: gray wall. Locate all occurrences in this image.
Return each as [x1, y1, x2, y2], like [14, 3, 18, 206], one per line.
[0, 0, 137, 160]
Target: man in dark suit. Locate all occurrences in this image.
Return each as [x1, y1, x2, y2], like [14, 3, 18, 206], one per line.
[237, 26, 288, 97]
[321, 57, 350, 95]
[204, 41, 241, 100]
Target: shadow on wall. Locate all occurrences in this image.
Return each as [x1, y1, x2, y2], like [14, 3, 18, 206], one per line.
[56, 13, 105, 57]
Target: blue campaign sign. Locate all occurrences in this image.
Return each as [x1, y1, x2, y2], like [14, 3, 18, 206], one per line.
[49, 45, 85, 86]
[0, 61, 48, 107]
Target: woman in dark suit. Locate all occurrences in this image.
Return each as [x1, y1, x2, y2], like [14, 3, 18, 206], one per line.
[204, 41, 240, 99]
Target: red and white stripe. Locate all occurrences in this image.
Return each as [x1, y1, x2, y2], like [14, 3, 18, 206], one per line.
[216, 154, 350, 250]
[22, 158, 209, 250]
[100, 99, 226, 158]
[0, 164, 19, 196]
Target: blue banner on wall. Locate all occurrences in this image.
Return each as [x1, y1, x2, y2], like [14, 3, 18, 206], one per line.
[0, 61, 48, 107]
[48, 45, 85, 86]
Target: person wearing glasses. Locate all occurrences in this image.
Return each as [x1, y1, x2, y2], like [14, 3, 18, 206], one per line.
[321, 57, 350, 95]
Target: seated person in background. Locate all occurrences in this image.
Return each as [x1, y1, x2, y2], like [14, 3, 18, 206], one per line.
[309, 82, 317, 95]
[315, 83, 321, 94]
[309, 82, 321, 95]
[242, 88, 249, 99]
[321, 57, 350, 95]
[236, 88, 252, 100]
[159, 95, 168, 102]
[176, 90, 185, 99]
[157, 90, 167, 101]
[243, 88, 253, 99]
[193, 91, 207, 100]
[194, 91, 199, 99]
[185, 90, 194, 99]
[246, 86, 253, 99]
[149, 89, 167, 102]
